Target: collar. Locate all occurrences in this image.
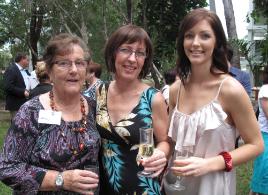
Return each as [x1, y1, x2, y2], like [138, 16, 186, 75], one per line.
[15, 63, 24, 71]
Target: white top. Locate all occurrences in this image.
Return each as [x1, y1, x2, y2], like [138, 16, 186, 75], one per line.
[258, 84, 268, 133]
[165, 78, 238, 195]
[15, 63, 30, 90]
[161, 84, 169, 103]
[29, 70, 39, 89]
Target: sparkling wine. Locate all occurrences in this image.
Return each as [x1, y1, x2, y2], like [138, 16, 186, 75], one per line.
[138, 143, 154, 158]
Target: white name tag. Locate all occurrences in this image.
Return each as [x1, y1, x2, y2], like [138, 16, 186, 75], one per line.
[38, 110, 62, 125]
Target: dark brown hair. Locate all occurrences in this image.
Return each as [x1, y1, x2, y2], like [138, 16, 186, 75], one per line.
[87, 61, 102, 78]
[43, 33, 91, 71]
[176, 8, 228, 83]
[104, 24, 153, 79]
[14, 52, 28, 63]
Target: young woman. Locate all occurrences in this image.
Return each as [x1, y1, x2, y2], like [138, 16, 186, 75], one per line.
[165, 8, 263, 195]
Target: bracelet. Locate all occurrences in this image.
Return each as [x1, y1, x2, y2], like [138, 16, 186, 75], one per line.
[219, 151, 232, 172]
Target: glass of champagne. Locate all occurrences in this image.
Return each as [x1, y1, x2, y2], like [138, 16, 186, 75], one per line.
[84, 164, 99, 193]
[137, 127, 154, 177]
[168, 150, 189, 191]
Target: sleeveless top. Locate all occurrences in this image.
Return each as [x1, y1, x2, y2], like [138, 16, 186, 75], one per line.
[165, 77, 238, 195]
[96, 83, 162, 195]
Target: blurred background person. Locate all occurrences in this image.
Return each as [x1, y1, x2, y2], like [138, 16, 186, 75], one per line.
[83, 61, 103, 101]
[161, 68, 178, 105]
[3, 52, 30, 120]
[96, 24, 170, 194]
[250, 65, 268, 195]
[29, 61, 52, 98]
[227, 45, 252, 97]
[165, 8, 263, 195]
[0, 33, 100, 195]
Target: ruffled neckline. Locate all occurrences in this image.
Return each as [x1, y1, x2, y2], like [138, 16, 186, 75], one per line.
[168, 99, 228, 153]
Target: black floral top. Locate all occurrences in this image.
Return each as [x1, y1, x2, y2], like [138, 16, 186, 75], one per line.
[96, 83, 162, 195]
[0, 95, 100, 195]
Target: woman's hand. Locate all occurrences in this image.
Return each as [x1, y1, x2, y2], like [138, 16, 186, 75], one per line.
[170, 156, 212, 177]
[63, 169, 99, 195]
[141, 148, 167, 178]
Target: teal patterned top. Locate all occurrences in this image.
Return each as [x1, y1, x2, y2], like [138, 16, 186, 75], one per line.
[96, 83, 162, 195]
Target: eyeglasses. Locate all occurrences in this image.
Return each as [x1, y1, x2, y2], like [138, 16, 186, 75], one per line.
[117, 47, 146, 59]
[54, 59, 88, 70]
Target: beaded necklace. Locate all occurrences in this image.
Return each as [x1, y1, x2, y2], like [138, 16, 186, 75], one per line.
[49, 90, 87, 155]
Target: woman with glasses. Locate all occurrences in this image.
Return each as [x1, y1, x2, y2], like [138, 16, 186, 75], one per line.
[96, 24, 170, 194]
[0, 33, 100, 195]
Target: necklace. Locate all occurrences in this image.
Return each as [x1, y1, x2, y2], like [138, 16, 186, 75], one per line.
[49, 90, 87, 155]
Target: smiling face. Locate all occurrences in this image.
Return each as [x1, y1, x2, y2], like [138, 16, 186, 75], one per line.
[114, 41, 146, 81]
[183, 19, 216, 67]
[49, 44, 87, 96]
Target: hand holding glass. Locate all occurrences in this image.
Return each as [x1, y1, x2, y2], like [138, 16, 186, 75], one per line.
[137, 128, 154, 177]
[169, 150, 189, 191]
[84, 165, 99, 193]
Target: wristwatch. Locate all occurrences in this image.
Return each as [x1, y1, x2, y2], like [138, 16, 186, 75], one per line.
[55, 172, 64, 190]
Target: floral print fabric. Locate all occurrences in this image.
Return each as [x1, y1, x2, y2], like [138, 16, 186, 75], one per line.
[0, 95, 100, 195]
[96, 83, 162, 195]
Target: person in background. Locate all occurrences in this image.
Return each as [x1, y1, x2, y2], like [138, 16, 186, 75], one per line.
[250, 65, 268, 195]
[227, 45, 252, 97]
[3, 52, 30, 120]
[161, 68, 178, 105]
[83, 61, 103, 101]
[29, 61, 41, 90]
[165, 8, 263, 195]
[29, 61, 53, 98]
[96, 24, 170, 194]
[0, 33, 100, 195]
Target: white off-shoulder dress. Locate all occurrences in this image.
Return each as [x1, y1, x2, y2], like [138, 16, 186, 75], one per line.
[164, 78, 238, 195]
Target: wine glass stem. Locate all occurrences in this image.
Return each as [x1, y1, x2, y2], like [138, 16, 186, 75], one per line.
[174, 176, 182, 185]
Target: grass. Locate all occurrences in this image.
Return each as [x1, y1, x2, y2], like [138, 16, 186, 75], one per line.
[0, 121, 12, 195]
[0, 122, 253, 195]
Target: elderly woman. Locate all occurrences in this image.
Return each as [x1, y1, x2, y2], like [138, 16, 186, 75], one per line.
[96, 24, 170, 194]
[0, 33, 100, 195]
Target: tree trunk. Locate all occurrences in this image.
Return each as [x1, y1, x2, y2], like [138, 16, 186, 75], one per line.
[102, 0, 108, 41]
[141, 0, 147, 30]
[209, 0, 216, 13]
[29, 0, 43, 68]
[126, 0, 132, 24]
[222, 0, 240, 67]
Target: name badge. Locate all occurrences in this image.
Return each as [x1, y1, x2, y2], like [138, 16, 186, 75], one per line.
[38, 110, 62, 125]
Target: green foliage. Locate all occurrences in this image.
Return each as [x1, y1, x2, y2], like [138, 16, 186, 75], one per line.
[0, 121, 12, 194]
[253, 0, 268, 23]
[0, 0, 208, 76]
[135, 0, 207, 72]
[230, 38, 266, 86]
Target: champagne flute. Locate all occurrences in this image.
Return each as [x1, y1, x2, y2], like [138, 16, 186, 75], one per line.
[84, 164, 99, 193]
[169, 150, 189, 191]
[137, 127, 154, 177]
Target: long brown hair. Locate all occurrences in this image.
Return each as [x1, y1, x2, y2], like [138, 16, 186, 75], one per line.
[176, 8, 228, 83]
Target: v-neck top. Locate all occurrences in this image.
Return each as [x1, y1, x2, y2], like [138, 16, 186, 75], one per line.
[96, 82, 163, 195]
[165, 77, 238, 195]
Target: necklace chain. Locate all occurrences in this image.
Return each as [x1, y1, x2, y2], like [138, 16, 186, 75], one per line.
[49, 91, 87, 155]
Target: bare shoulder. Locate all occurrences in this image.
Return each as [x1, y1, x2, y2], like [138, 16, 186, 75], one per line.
[219, 76, 250, 111]
[220, 76, 248, 99]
